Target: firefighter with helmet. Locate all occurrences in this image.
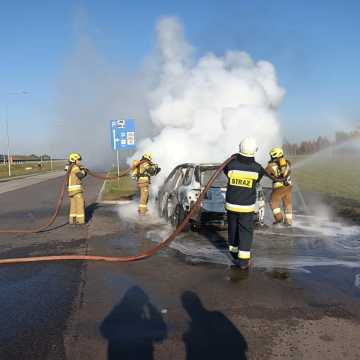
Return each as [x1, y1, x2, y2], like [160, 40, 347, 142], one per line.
[265, 147, 293, 226]
[131, 152, 161, 215]
[223, 137, 268, 270]
[66, 152, 87, 224]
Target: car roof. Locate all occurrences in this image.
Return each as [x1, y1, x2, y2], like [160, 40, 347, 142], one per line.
[177, 163, 221, 168]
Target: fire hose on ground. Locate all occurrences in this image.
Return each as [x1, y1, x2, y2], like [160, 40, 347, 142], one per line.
[0, 156, 235, 265]
[0, 167, 71, 235]
[0, 161, 145, 234]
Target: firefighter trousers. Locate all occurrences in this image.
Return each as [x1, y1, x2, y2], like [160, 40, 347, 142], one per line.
[227, 211, 254, 264]
[138, 179, 150, 214]
[69, 192, 85, 224]
[270, 185, 293, 224]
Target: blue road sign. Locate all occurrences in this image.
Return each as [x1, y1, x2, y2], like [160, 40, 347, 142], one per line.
[110, 119, 136, 150]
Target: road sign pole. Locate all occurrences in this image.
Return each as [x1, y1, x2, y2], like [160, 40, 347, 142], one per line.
[5, 103, 11, 177]
[116, 149, 120, 184]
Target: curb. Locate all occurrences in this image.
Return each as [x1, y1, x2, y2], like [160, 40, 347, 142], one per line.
[96, 174, 136, 205]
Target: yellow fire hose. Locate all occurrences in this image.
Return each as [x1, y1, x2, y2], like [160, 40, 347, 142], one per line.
[0, 156, 235, 265]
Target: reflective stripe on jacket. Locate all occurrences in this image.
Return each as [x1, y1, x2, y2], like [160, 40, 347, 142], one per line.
[225, 202, 256, 213]
[68, 165, 86, 196]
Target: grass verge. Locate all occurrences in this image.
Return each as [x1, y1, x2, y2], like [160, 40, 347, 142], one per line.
[290, 153, 360, 221]
[0, 160, 66, 179]
[100, 168, 138, 201]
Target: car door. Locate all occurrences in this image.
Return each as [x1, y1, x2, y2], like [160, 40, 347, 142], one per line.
[163, 167, 187, 219]
[158, 167, 179, 215]
[177, 166, 194, 204]
[170, 167, 187, 199]
[159, 166, 184, 216]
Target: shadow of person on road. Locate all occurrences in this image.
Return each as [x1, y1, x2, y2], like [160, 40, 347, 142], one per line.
[100, 286, 167, 360]
[182, 290, 248, 360]
[85, 202, 99, 223]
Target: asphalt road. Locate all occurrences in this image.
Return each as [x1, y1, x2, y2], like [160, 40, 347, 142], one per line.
[0, 175, 359, 359]
[0, 170, 65, 194]
[0, 173, 100, 359]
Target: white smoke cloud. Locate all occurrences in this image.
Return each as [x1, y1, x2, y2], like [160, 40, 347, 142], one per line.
[131, 17, 285, 184]
[56, 16, 285, 174]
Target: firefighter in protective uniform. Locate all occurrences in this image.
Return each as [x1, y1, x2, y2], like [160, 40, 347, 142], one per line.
[131, 153, 161, 215]
[223, 137, 267, 270]
[265, 147, 293, 226]
[66, 153, 87, 224]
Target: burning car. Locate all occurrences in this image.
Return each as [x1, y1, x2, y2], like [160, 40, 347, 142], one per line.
[157, 163, 265, 230]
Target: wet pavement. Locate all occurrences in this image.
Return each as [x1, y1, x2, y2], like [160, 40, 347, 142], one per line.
[0, 180, 359, 359]
[0, 261, 83, 359]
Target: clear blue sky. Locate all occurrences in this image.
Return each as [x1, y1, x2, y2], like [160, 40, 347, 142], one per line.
[1, 0, 360, 154]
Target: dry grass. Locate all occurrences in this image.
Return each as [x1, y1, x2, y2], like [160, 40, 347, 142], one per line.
[0, 160, 66, 179]
[291, 153, 360, 220]
[101, 168, 138, 201]
[291, 153, 360, 202]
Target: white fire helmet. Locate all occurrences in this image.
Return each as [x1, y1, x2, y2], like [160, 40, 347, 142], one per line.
[239, 137, 258, 157]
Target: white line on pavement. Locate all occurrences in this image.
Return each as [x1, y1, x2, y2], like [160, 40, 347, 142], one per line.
[0, 171, 64, 195]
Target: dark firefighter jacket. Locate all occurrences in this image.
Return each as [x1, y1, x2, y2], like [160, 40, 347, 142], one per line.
[223, 154, 265, 213]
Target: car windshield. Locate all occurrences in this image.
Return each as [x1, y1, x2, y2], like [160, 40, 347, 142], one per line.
[200, 168, 227, 187]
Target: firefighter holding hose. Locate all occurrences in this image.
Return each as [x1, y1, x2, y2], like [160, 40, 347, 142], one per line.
[223, 137, 266, 270]
[66, 153, 87, 225]
[131, 153, 161, 215]
[266, 148, 293, 226]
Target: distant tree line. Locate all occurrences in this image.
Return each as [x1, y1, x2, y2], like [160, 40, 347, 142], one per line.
[335, 129, 360, 143]
[283, 128, 360, 156]
[283, 136, 332, 156]
[0, 154, 51, 163]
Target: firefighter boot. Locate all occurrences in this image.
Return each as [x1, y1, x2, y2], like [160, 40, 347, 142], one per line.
[284, 212, 293, 226]
[238, 259, 250, 271]
[272, 208, 283, 225]
[237, 250, 251, 270]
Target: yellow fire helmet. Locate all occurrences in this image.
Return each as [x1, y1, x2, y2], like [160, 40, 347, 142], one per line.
[68, 152, 82, 163]
[270, 147, 284, 159]
[142, 152, 152, 161]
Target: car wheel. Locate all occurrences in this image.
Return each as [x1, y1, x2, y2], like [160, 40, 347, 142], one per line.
[191, 222, 201, 232]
